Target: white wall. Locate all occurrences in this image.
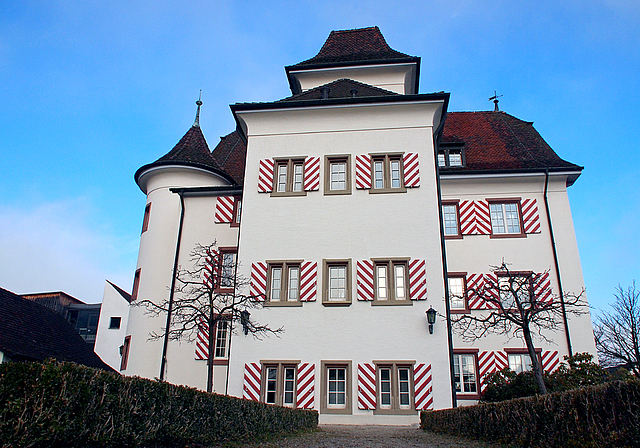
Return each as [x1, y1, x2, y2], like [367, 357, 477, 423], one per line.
[95, 281, 130, 370]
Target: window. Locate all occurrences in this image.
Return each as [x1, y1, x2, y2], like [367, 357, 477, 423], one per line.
[373, 260, 409, 305]
[217, 248, 237, 291]
[489, 201, 523, 235]
[370, 154, 405, 193]
[324, 155, 351, 195]
[453, 352, 478, 396]
[320, 361, 352, 414]
[231, 197, 241, 227]
[498, 273, 533, 308]
[266, 261, 303, 306]
[262, 363, 298, 407]
[374, 363, 414, 414]
[438, 146, 465, 168]
[141, 203, 151, 234]
[109, 316, 121, 329]
[447, 274, 468, 312]
[322, 259, 351, 305]
[214, 320, 231, 358]
[272, 159, 306, 196]
[508, 353, 532, 374]
[131, 269, 141, 301]
[442, 202, 461, 238]
[120, 335, 131, 371]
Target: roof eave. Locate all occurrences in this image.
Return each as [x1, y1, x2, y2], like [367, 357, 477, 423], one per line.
[134, 161, 237, 192]
[439, 166, 583, 186]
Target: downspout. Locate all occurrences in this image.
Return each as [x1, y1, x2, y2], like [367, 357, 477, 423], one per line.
[160, 191, 186, 380]
[543, 170, 572, 357]
[225, 197, 242, 395]
[433, 115, 458, 408]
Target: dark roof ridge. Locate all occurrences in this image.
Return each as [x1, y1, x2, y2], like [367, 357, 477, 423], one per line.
[106, 280, 132, 303]
[278, 78, 399, 102]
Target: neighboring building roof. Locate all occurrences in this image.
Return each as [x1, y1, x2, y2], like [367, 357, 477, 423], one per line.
[106, 280, 132, 303]
[288, 27, 418, 69]
[0, 287, 113, 371]
[211, 131, 247, 186]
[135, 125, 237, 186]
[278, 78, 398, 102]
[22, 291, 85, 315]
[442, 111, 582, 173]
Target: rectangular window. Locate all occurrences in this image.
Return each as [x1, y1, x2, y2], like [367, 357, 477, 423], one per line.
[272, 159, 306, 196]
[214, 320, 230, 358]
[498, 273, 533, 308]
[120, 335, 131, 371]
[453, 353, 478, 395]
[442, 202, 460, 237]
[217, 249, 237, 290]
[373, 260, 408, 305]
[374, 363, 415, 414]
[141, 203, 151, 234]
[438, 146, 465, 168]
[508, 353, 532, 374]
[267, 261, 302, 306]
[323, 259, 352, 305]
[262, 362, 298, 407]
[231, 197, 242, 227]
[320, 361, 352, 414]
[324, 155, 351, 195]
[448, 274, 467, 311]
[109, 316, 121, 329]
[370, 154, 405, 193]
[490, 201, 523, 235]
[131, 269, 141, 301]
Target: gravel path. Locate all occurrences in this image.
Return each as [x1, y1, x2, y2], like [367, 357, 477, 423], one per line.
[250, 425, 495, 448]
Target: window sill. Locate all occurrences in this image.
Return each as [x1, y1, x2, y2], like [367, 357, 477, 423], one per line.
[324, 189, 352, 196]
[320, 407, 352, 414]
[368, 187, 407, 194]
[456, 392, 480, 400]
[322, 301, 351, 307]
[373, 408, 418, 415]
[444, 234, 463, 240]
[195, 359, 229, 366]
[264, 301, 303, 307]
[490, 232, 526, 239]
[450, 308, 470, 314]
[371, 300, 412, 306]
[270, 191, 307, 197]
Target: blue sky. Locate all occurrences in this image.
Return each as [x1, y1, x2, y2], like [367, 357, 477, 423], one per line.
[1, 1, 638, 316]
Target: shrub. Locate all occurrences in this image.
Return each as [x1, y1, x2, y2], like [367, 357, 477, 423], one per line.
[421, 379, 640, 447]
[0, 360, 318, 448]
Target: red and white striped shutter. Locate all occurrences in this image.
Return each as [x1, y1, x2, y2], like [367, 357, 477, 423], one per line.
[296, 363, 315, 409]
[414, 363, 433, 410]
[494, 351, 508, 371]
[243, 363, 262, 401]
[459, 200, 475, 235]
[409, 259, 427, 300]
[478, 351, 494, 392]
[521, 199, 541, 234]
[258, 159, 274, 193]
[214, 196, 235, 223]
[300, 261, 317, 302]
[357, 363, 376, 410]
[304, 157, 320, 191]
[466, 273, 485, 310]
[533, 272, 552, 305]
[355, 154, 372, 189]
[483, 273, 499, 309]
[203, 248, 219, 290]
[356, 260, 375, 301]
[195, 320, 209, 360]
[403, 153, 420, 188]
[541, 351, 560, 373]
[474, 200, 492, 235]
[250, 262, 267, 301]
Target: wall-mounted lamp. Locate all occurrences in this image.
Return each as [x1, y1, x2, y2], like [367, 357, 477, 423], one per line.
[240, 310, 250, 335]
[426, 307, 437, 334]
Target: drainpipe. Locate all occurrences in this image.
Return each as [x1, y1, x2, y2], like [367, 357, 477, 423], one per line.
[160, 191, 186, 380]
[543, 171, 572, 357]
[433, 116, 458, 408]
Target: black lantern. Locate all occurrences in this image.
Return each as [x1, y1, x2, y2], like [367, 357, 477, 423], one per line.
[426, 307, 437, 334]
[240, 310, 250, 335]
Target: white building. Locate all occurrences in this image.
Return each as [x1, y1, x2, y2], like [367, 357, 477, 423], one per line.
[102, 27, 597, 424]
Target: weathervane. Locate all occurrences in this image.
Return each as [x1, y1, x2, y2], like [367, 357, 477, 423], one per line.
[489, 91, 503, 112]
[194, 90, 203, 127]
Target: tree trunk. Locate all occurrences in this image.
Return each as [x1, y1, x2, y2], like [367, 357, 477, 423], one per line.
[523, 326, 547, 394]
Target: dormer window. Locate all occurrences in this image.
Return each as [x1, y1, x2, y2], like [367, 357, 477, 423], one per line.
[438, 146, 465, 168]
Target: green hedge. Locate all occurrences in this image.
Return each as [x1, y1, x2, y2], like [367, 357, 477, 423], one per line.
[421, 380, 640, 447]
[0, 360, 318, 448]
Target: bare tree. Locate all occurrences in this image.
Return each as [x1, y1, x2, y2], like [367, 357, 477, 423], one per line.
[451, 261, 586, 395]
[594, 281, 640, 375]
[137, 242, 282, 393]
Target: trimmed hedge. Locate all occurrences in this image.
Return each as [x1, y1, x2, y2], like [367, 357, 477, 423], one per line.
[421, 380, 640, 447]
[0, 360, 317, 448]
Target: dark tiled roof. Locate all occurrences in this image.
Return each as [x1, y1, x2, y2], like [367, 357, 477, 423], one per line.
[279, 79, 398, 102]
[442, 111, 581, 172]
[107, 280, 132, 303]
[211, 131, 247, 186]
[135, 125, 237, 186]
[290, 27, 416, 68]
[0, 287, 113, 370]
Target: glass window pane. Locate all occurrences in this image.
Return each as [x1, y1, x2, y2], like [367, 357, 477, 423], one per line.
[390, 160, 401, 188]
[277, 165, 287, 192]
[448, 277, 465, 309]
[377, 265, 388, 300]
[504, 203, 521, 233]
[438, 152, 446, 167]
[215, 320, 228, 358]
[330, 162, 346, 190]
[395, 265, 406, 300]
[288, 266, 299, 301]
[293, 163, 303, 191]
[374, 161, 384, 188]
[449, 151, 462, 166]
[270, 267, 281, 301]
[329, 265, 347, 301]
[490, 203, 506, 234]
[379, 367, 391, 407]
[442, 205, 459, 236]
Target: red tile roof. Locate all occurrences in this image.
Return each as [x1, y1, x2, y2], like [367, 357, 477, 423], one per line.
[211, 131, 247, 186]
[442, 111, 581, 172]
[289, 27, 417, 68]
